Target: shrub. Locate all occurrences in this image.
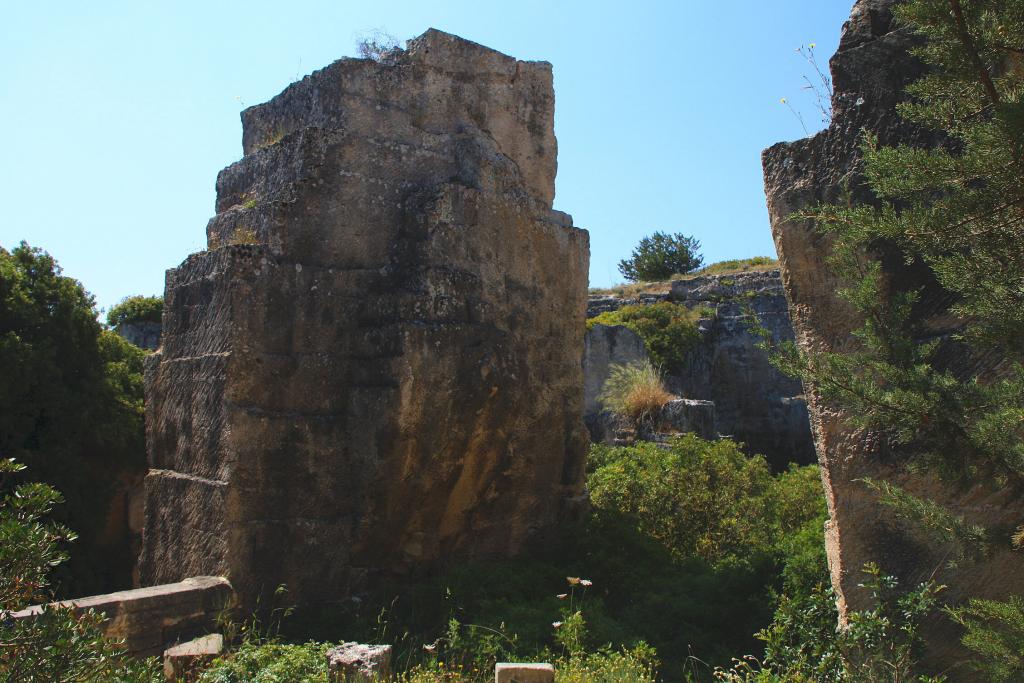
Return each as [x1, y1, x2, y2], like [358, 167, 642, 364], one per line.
[691, 257, 777, 277]
[0, 459, 161, 682]
[718, 565, 943, 682]
[588, 435, 824, 568]
[197, 640, 331, 683]
[588, 301, 703, 375]
[617, 232, 703, 282]
[105, 294, 162, 329]
[597, 361, 673, 424]
[357, 30, 402, 64]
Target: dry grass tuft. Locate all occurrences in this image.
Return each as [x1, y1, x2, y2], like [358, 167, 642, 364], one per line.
[598, 361, 675, 424]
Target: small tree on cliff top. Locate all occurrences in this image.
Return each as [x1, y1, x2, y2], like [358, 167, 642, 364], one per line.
[617, 231, 703, 282]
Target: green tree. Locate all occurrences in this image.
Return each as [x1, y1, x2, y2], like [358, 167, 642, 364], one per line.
[0, 242, 147, 596]
[617, 232, 703, 282]
[105, 295, 162, 329]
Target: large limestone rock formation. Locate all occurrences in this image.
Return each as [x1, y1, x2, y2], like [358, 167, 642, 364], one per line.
[763, 0, 1024, 673]
[139, 30, 589, 607]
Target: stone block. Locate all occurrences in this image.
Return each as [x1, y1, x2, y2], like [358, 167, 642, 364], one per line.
[163, 633, 223, 682]
[327, 642, 392, 681]
[495, 662, 555, 683]
[657, 398, 717, 441]
[10, 576, 233, 657]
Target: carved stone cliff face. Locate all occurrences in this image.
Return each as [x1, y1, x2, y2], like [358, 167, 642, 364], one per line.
[763, 0, 1024, 674]
[583, 270, 814, 469]
[670, 270, 813, 470]
[139, 29, 589, 607]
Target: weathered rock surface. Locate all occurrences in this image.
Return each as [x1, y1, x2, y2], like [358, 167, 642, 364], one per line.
[495, 662, 555, 683]
[116, 321, 162, 350]
[139, 30, 589, 608]
[586, 292, 668, 318]
[762, 0, 1024, 674]
[163, 634, 224, 682]
[326, 642, 392, 682]
[583, 324, 647, 416]
[584, 269, 814, 468]
[671, 270, 814, 469]
[11, 577, 233, 657]
[655, 398, 716, 441]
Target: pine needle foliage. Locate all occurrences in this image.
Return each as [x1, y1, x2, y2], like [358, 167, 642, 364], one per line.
[769, 0, 1024, 508]
[948, 596, 1024, 682]
[757, 0, 1024, 676]
[617, 232, 703, 282]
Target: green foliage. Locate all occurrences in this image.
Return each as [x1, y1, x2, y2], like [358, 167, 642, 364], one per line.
[588, 301, 703, 374]
[197, 641, 331, 683]
[589, 436, 826, 570]
[105, 294, 162, 328]
[773, 0, 1024, 493]
[757, 4, 1024, 678]
[554, 643, 658, 683]
[948, 595, 1024, 682]
[719, 565, 944, 682]
[597, 361, 673, 423]
[0, 242, 146, 595]
[617, 231, 704, 282]
[0, 459, 161, 682]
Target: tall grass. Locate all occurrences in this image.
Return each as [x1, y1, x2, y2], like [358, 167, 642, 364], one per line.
[598, 361, 674, 423]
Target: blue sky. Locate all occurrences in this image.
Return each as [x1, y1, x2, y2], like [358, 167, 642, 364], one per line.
[1, 1, 853, 313]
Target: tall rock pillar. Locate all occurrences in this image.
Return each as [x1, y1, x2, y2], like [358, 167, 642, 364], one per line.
[139, 30, 589, 606]
[763, 1, 1024, 675]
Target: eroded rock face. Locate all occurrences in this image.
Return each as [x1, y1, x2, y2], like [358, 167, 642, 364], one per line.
[583, 324, 648, 416]
[116, 321, 162, 351]
[139, 30, 589, 607]
[763, 0, 1024, 673]
[585, 271, 813, 467]
[671, 270, 814, 470]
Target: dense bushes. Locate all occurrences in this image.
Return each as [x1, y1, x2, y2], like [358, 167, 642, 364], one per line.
[589, 436, 825, 572]
[588, 301, 704, 375]
[0, 242, 146, 595]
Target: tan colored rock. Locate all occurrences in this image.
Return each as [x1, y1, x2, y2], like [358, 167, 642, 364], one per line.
[495, 662, 555, 683]
[139, 29, 589, 609]
[762, 0, 1024, 675]
[163, 634, 223, 682]
[11, 577, 233, 657]
[327, 642, 392, 681]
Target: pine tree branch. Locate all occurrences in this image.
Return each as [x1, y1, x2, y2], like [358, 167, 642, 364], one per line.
[948, 0, 1001, 107]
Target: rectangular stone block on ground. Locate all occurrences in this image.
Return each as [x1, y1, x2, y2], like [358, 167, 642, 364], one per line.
[495, 662, 555, 683]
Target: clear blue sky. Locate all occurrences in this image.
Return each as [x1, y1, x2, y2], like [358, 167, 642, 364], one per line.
[1, 1, 853, 313]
